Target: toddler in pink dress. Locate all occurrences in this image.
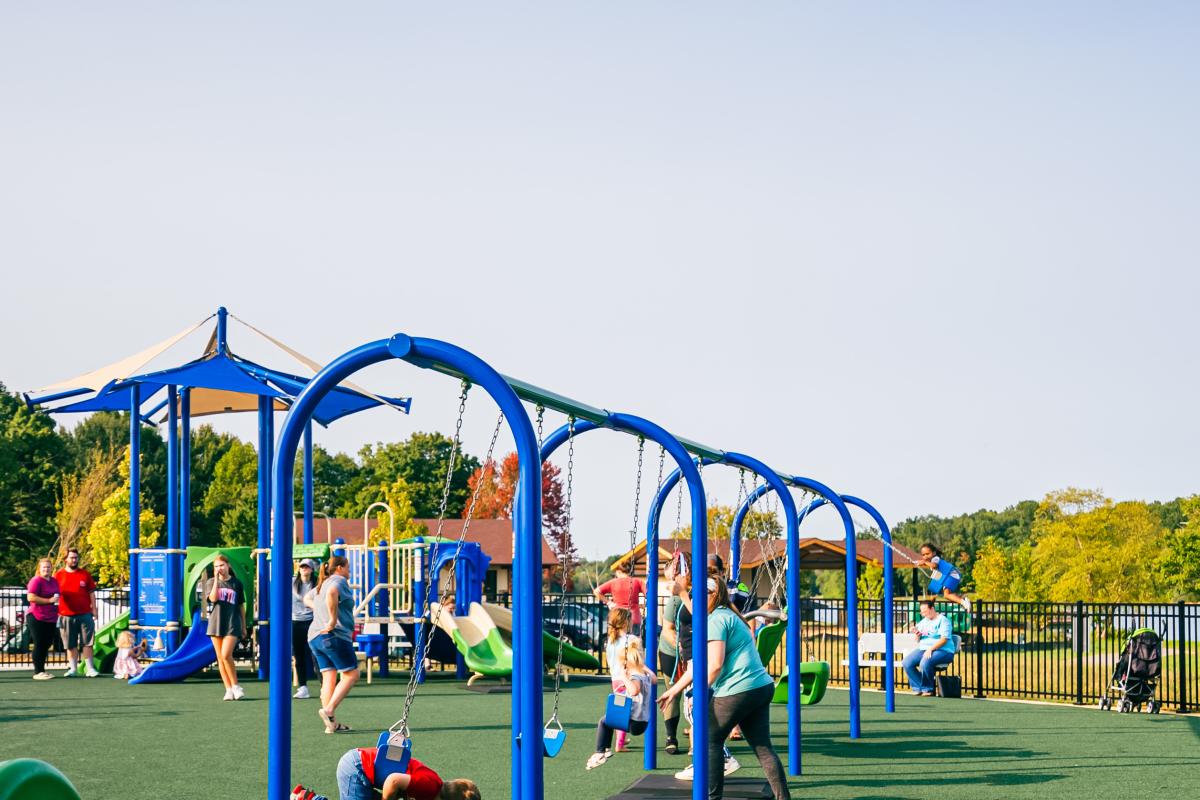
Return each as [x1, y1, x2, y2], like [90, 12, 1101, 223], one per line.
[113, 630, 146, 679]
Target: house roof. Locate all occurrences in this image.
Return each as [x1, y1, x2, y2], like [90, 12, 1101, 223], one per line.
[610, 537, 921, 574]
[292, 517, 558, 567]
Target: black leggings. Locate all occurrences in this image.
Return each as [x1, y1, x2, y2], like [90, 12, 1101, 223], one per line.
[595, 718, 648, 752]
[292, 621, 316, 687]
[28, 618, 58, 674]
[707, 683, 790, 800]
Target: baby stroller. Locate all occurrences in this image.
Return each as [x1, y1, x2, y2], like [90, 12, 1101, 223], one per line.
[1098, 627, 1162, 714]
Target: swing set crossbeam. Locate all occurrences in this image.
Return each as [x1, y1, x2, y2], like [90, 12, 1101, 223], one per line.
[421, 363, 729, 461]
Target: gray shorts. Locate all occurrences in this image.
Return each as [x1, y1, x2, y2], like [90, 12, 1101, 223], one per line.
[58, 613, 96, 649]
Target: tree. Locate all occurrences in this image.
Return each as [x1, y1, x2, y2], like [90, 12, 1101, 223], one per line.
[85, 446, 164, 585]
[362, 476, 426, 545]
[893, 500, 1038, 590]
[65, 411, 168, 521]
[1155, 495, 1200, 601]
[344, 433, 481, 518]
[669, 504, 780, 542]
[462, 452, 574, 564]
[53, 448, 122, 561]
[971, 536, 1013, 600]
[293, 445, 362, 517]
[1029, 488, 1167, 602]
[202, 441, 260, 547]
[0, 384, 70, 582]
[186, 425, 242, 547]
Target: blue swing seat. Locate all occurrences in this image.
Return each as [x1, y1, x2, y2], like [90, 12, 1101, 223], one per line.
[374, 730, 412, 787]
[604, 692, 633, 732]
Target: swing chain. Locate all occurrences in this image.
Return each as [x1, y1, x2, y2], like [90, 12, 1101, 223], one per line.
[535, 404, 545, 449]
[629, 437, 645, 553]
[548, 416, 577, 726]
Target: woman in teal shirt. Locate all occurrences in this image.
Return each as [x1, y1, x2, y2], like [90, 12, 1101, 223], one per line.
[658, 577, 790, 800]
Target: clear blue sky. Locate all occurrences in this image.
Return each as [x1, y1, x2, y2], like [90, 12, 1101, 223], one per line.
[2, 3, 1197, 559]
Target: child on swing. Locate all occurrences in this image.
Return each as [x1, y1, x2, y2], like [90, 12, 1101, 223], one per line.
[918, 542, 971, 613]
[604, 607, 635, 752]
[292, 748, 480, 800]
[586, 636, 656, 769]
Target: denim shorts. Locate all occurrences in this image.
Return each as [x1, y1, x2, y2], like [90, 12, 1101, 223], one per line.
[310, 633, 358, 673]
[336, 750, 373, 800]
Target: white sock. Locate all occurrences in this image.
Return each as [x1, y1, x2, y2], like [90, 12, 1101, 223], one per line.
[67, 659, 78, 672]
[85, 658, 96, 670]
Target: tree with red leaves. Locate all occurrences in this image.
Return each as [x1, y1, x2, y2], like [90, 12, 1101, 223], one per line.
[465, 452, 575, 586]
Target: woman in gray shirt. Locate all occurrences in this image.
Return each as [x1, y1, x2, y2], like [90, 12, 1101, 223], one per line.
[307, 555, 359, 733]
[291, 559, 318, 700]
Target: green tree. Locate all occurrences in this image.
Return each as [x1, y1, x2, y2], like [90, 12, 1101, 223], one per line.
[65, 411, 168, 520]
[202, 441, 260, 547]
[0, 384, 70, 582]
[669, 505, 779, 541]
[293, 445, 362, 516]
[343, 433, 481, 519]
[971, 536, 1012, 600]
[186, 425, 242, 547]
[85, 446, 164, 585]
[358, 476, 427, 545]
[1155, 495, 1200, 601]
[1030, 488, 1167, 602]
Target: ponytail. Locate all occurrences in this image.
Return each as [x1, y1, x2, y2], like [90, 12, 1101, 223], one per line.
[317, 556, 347, 592]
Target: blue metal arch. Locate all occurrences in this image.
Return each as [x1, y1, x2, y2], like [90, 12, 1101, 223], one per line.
[732, 485, 896, 714]
[268, 335, 543, 800]
[540, 416, 711, 798]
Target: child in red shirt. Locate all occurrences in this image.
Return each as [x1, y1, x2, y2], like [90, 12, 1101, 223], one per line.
[293, 748, 480, 800]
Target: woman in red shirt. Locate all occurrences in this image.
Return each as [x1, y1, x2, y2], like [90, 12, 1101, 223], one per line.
[594, 564, 647, 637]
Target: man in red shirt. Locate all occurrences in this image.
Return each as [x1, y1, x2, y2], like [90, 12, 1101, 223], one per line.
[594, 564, 647, 637]
[292, 748, 480, 800]
[54, 548, 99, 677]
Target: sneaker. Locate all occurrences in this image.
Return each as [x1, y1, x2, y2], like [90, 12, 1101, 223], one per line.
[724, 754, 741, 776]
[290, 785, 329, 800]
[664, 738, 679, 755]
[294, 685, 311, 699]
[85, 668, 100, 678]
[674, 763, 694, 781]
[32, 672, 53, 681]
[585, 751, 612, 770]
[223, 688, 234, 701]
[231, 685, 245, 700]
[62, 668, 77, 678]
[319, 707, 338, 734]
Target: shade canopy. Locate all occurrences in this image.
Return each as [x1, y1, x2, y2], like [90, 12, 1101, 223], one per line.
[30, 308, 411, 427]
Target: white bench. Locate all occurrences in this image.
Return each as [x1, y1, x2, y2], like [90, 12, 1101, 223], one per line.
[841, 632, 961, 668]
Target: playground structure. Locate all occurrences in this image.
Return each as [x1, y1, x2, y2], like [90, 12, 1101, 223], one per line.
[25, 317, 896, 800]
[265, 332, 895, 800]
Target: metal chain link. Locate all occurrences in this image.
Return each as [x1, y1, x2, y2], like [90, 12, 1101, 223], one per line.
[629, 437, 645, 553]
[535, 404, 545, 449]
[547, 416, 577, 726]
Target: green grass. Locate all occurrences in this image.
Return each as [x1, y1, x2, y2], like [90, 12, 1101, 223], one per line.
[2, 669, 1198, 799]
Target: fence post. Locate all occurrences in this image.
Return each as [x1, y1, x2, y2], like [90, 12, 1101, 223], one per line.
[1074, 600, 1085, 705]
[1178, 601, 1189, 713]
[974, 600, 985, 699]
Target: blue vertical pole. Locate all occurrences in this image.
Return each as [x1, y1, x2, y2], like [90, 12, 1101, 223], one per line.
[128, 385, 141, 628]
[165, 386, 179, 654]
[257, 396, 274, 681]
[642, 466, 682, 771]
[843, 495, 896, 713]
[730, 523, 742, 586]
[180, 387, 191, 556]
[216, 306, 228, 353]
[303, 421, 314, 545]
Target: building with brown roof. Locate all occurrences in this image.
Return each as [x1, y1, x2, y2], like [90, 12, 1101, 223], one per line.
[294, 517, 558, 596]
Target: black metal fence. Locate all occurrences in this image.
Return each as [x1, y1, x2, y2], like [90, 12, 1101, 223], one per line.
[1, 587, 129, 670]
[6, 585, 1196, 713]
[785, 598, 1199, 713]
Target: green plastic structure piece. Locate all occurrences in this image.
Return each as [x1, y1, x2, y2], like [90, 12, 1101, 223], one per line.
[0, 759, 82, 800]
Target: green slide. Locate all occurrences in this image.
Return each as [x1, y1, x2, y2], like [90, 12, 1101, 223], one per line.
[0, 759, 82, 800]
[772, 661, 830, 706]
[74, 612, 129, 675]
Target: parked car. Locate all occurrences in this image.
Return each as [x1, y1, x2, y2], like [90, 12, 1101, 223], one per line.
[543, 602, 606, 650]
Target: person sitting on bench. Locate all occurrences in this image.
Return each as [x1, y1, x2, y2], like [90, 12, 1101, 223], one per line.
[903, 599, 956, 696]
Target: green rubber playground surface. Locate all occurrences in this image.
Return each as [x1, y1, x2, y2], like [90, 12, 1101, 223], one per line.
[2, 670, 1198, 799]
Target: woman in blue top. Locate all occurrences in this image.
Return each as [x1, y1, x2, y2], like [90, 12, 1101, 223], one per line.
[658, 577, 790, 800]
[903, 598, 957, 696]
[307, 555, 359, 734]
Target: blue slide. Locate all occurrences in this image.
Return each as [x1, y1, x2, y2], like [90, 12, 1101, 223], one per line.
[129, 612, 215, 685]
